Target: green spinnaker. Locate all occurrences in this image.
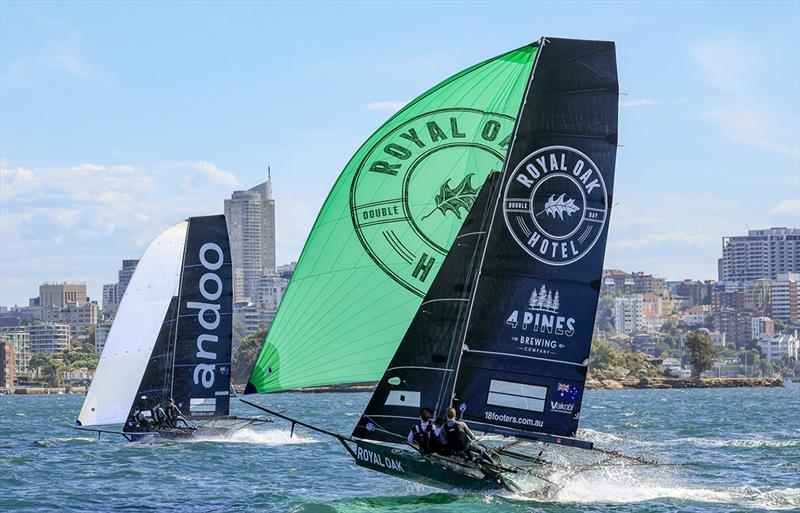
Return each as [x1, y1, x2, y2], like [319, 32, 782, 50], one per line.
[246, 45, 537, 393]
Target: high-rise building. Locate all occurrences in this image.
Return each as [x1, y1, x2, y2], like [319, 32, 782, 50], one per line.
[118, 260, 139, 299]
[751, 316, 774, 341]
[225, 169, 276, 300]
[771, 273, 799, 325]
[719, 227, 800, 284]
[28, 324, 71, 353]
[714, 309, 753, 347]
[630, 272, 666, 295]
[744, 279, 773, 316]
[102, 283, 119, 312]
[94, 322, 112, 355]
[613, 295, 644, 334]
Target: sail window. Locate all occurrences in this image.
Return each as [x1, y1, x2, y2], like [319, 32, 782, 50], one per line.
[384, 391, 420, 407]
[486, 379, 546, 412]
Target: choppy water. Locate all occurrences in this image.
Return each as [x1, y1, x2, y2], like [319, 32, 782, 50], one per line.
[2, 385, 798, 512]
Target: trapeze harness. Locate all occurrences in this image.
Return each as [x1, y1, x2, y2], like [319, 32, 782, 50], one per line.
[411, 421, 433, 454]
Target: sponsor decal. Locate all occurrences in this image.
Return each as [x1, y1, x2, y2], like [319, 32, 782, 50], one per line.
[556, 382, 581, 401]
[187, 242, 225, 389]
[550, 383, 581, 415]
[505, 284, 576, 356]
[350, 109, 515, 296]
[484, 410, 543, 428]
[503, 146, 608, 265]
[356, 446, 405, 473]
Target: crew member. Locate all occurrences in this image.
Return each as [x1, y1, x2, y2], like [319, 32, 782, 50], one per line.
[165, 398, 190, 428]
[443, 407, 496, 464]
[428, 416, 448, 455]
[407, 407, 434, 454]
[151, 402, 168, 428]
[133, 407, 152, 429]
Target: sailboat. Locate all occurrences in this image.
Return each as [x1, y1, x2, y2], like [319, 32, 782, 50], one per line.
[243, 37, 626, 490]
[76, 215, 270, 441]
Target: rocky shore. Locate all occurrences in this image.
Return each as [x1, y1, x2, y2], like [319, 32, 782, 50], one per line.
[586, 377, 784, 390]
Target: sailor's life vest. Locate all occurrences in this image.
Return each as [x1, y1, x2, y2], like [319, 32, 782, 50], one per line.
[443, 421, 469, 453]
[411, 422, 433, 453]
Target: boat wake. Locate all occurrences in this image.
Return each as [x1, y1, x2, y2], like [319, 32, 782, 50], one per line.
[507, 463, 800, 510]
[192, 428, 318, 446]
[33, 437, 98, 447]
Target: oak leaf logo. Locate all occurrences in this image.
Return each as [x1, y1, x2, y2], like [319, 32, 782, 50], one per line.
[537, 193, 580, 220]
[422, 173, 479, 220]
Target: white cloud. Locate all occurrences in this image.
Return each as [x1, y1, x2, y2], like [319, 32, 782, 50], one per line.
[770, 199, 800, 216]
[620, 98, 656, 108]
[190, 161, 241, 188]
[364, 100, 408, 112]
[689, 36, 799, 159]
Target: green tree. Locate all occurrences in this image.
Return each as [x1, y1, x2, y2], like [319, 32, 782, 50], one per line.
[232, 326, 269, 384]
[684, 330, 717, 378]
[774, 319, 785, 332]
[42, 359, 66, 387]
[595, 296, 616, 334]
[28, 353, 52, 380]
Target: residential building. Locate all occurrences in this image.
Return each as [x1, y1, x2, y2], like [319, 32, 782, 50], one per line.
[225, 171, 276, 300]
[252, 273, 288, 309]
[719, 227, 800, 284]
[0, 339, 13, 389]
[118, 260, 139, 299]
[714, 309, 753, 347]
[712, 290, 745, 311]
[631, 272, 666, 296]
[94, 322, 113, 355]
[28, 324, 71, 353]
[601, 269, 635, 296]
[233, 301, 277, 343]
[756, 333, 799, 362]
[771, 273, 799, 325]
[682, 305, 712, 327]
[633, 332, 659, 355]
[751, 316, 774, 341]
[672, 279, 714, 306]
[744, 279, 773, 316]
[709, 330, 727, 349]
[0, 327, 30, 374]
[43, 302, 99, 332]
[277, 261, 296, 280]
[613, 295, 645, 334]
[102, 283, 119, 312]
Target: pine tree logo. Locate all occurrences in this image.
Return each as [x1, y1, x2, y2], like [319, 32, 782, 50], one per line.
[527, 284, 560, 313]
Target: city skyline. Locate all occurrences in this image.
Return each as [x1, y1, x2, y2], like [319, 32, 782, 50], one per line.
[2, 2, 799, 305]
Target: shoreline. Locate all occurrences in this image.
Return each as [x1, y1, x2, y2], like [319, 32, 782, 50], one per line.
[4, 377, 787, 396]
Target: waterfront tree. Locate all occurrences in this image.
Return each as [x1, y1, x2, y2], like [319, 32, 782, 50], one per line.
[685, 330, 717, 378]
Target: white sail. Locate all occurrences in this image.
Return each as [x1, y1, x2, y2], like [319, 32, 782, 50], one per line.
[77, 221, 187, 426]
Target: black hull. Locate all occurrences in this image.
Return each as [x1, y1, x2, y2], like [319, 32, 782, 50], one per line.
[350, 440, 516, 491]
[122, 416, 268, 442]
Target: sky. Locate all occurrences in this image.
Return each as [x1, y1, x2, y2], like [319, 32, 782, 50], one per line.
[1, 1, 799, 306]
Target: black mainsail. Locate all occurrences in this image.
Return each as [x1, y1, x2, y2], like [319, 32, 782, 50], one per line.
[354, 37, 618, 446]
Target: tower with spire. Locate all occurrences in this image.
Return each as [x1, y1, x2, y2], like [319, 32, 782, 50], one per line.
[224, 165, 276, 301]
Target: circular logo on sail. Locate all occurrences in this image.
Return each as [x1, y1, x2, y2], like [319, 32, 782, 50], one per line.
[503, 146, 608, 265]
[351, 108, 515, 296]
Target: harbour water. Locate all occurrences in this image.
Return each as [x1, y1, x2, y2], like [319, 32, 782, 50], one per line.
[2, 385, 798, 512]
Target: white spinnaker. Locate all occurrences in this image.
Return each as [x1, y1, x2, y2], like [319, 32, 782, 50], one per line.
[77, 221, 187, 426]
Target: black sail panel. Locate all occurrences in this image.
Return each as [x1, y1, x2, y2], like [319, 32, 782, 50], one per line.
[454, 38, 618, 439]
[352, 173, 502, 443]
[123, 297, 180, 432]
[172, 215, 234, 418]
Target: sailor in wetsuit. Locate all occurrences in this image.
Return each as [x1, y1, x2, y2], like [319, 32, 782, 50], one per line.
[407, 407, 434, 454]
[165, 398, 190, 428]
[442, 407, 496, 464]
[151, 402, 168, 428]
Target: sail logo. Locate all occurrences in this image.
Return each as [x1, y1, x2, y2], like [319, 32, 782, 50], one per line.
[187, 242, 224, 389]
[502, 146, 608, 265]
[506, 284, 575, 337]
[549, 401, 575, 414]
[350, 109, 516, 297]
